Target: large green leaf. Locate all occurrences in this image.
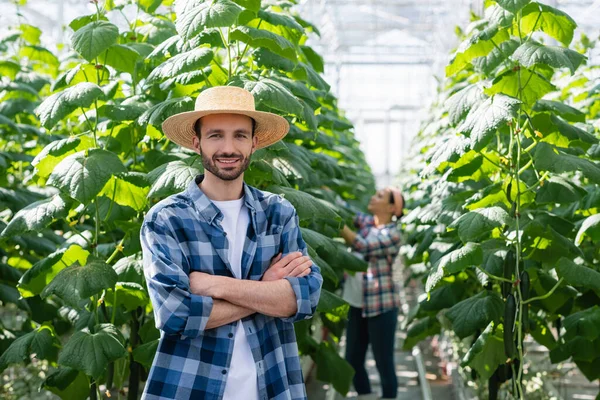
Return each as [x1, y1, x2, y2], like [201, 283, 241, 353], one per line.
[41, 259, 118, 307]
[458, 94, 520, 151]
[556, 258, 600, 293]
[450, 206, 510, 242]
[175, 0, 243, 41]
[534, 143, 600, 184]
[535, 176, 587, 204]
[317, 289, 349, 318]
[232, 77, 303, 116]
[138, 97, 194, 127]
[0, 324, 60, 373]
[314, 341, 354, 396]
[32, 136, 95, 179]
[426, 243, 483, 292]
[496, 0, 530, 13]
[461, 322, 505, 381]
[445, 291, 504, 339]
[403, 316, 441, 350]
[18, 245, 90, 298]
[106, 282, 149, 312]
[42, 367, 89, 400]
[0, 194, 72, 238]
[562, 306, 600, 341]
[71, 20, 119, 62]
[533, 100, 585, 123]
[147, 156, 203, 198]
[230, 26, 297, 61]
[48, 149, 127, 205]
[112, 255, 144, 285]
[446, 28, 510, 76]
[100, 173, 149, 212]
[484, 68, 555, 106]
[36, 82, 104, 129]
[301, 228, 367, 272]
[512, 40, 585, 75]
[58, 324, 127, 379]
[575, 214, 600, 245]
[147, 48, 214, 82]
[132, 339, 159, 369]
[98, 44, 140, 74]
[268, 185, 341, 224]
[519, 2, 577, 47]
[445, 84, 486, 127]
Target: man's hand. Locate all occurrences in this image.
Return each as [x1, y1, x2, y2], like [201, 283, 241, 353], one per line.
[190, 272, 227, 298]
[262, 252, 313, 282]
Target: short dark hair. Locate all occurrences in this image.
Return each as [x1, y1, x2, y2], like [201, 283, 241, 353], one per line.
[194, 116, 257, 139]
[389, 191, 405, 219]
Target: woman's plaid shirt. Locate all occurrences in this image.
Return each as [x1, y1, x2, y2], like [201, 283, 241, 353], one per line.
[352, 212, 402, 318]
[140, 175, 323, 400]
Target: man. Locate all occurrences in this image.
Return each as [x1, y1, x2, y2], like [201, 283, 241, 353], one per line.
[140, 86, 323, 400]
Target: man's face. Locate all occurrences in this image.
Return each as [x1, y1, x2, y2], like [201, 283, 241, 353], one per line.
[192, 113, 258, 181]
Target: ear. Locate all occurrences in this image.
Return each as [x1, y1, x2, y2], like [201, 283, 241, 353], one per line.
[191, 135, 202, 155]
[251, 134, 259, 152]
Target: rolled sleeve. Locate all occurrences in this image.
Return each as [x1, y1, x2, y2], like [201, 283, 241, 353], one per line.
[141, 219, 214, 339]
[278, 207, 323, 323]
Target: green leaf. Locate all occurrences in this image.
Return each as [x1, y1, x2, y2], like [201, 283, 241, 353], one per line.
[0, 194, 72, 238]
[445, 84, 486, 127]
[533, 143, 600, 184]
[175, 0, 243, 41]
[42, 367, 89, 400]
[446, 28, 510, 76]
[268, 185, 341, 224]
[19, 24, 42, 45]
[32, 136, 95, 179]
[0, 283, 30, 311]
[256, 10, 304, 32]
[139, 0, 163, 13]
[450, 206, 509, 242]
[0, 324, 60, 373]
[484, 68, 555, 106]
[533, 100, 585, 123]
[58, 324, 127, 379]
[403, 316, 441, 350]
[36, 82, 104, 129]
[41, 260, 118, 307]
[535, 176, 587, 204]
[461, 322, 505, 381]
[314, 341, 354, 396]
[301, 228, 367, 272]
[104, 103, 147, 122]
[426, 243, 483, 292]
[19, 45, 59, 69]
[18, 245, 90, 298]
[112, 255, 144, 285]
[147, 48, 213, 82]
[519, 2, 577, 47]
[48, 149, 127, 205]
[230, 26, 297, 61]
[575, 214, 600, 245]
[147, 156, 203, 198]
[458, 94, 520, 151]
[446, 291, 504, 339]
[98, 44, 140, 75]
[317, 289, 348, 318]
[512, 40, 585, 75]
[232, 77, 303, 116]
[556, 257, 600, 293]
[496, 0, 530, 13]
[69, 14, 109, 31]
[562, 306, 600, 341]
[106, 282, 149, 312]
[138, 97, 194, 127]
[300, 45, 324, 73]
[551, 115, 597, 144]
[100, 173, 149, 212]
[71, 21, 119, 62]
[132, 339, 159, 369]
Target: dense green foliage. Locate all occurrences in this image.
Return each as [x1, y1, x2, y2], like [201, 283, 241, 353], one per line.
[0, 0, 375, 398]
[400, 0, 600, 398]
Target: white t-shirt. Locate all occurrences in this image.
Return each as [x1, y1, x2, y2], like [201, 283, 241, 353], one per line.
[212, 197, 258, 400]
[342, 252, 364, 308]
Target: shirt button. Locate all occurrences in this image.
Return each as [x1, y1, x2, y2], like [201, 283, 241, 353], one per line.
[222, 369, 227, 375]
[223, 232, 227, 236]
[228, 333, 233, 338]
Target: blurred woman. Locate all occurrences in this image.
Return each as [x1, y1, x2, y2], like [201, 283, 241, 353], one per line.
[340, 187, 404, 400]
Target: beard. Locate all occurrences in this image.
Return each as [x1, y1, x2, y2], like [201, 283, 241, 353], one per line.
[200, 149, 252, 181]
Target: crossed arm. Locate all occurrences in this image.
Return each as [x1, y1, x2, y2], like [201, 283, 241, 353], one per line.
[191, 252, 312, 329]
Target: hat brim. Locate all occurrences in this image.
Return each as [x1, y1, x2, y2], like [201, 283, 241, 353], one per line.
[162, 109, 290, 150]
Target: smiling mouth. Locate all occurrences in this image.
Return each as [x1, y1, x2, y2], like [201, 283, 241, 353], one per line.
[216, 158, 241, 166]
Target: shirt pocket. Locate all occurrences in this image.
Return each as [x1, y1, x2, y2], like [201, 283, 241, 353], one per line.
[253, 231, 282, 277]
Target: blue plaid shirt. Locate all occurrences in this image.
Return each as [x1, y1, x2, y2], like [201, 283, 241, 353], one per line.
[140, 175, 323, 400]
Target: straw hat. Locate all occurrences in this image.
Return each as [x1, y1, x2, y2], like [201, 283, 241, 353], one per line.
[162, 86, 290, 150]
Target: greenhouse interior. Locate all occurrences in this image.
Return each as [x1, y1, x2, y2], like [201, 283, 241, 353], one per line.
[1, 0, 600, 399]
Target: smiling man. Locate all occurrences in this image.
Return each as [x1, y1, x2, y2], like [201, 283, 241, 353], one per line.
[140, 86, 323, 400]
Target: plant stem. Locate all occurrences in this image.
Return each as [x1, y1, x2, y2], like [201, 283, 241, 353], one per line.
[476, 266, 513, 283]
[523, 278, 564, 304]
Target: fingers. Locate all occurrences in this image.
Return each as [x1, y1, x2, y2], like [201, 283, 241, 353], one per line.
[289, 259, 313, 277]
[273, 251, 303, 268]
[297, 268, 312, 277]
[270, 253, 283, 265]
[282, 255, 311, 272]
